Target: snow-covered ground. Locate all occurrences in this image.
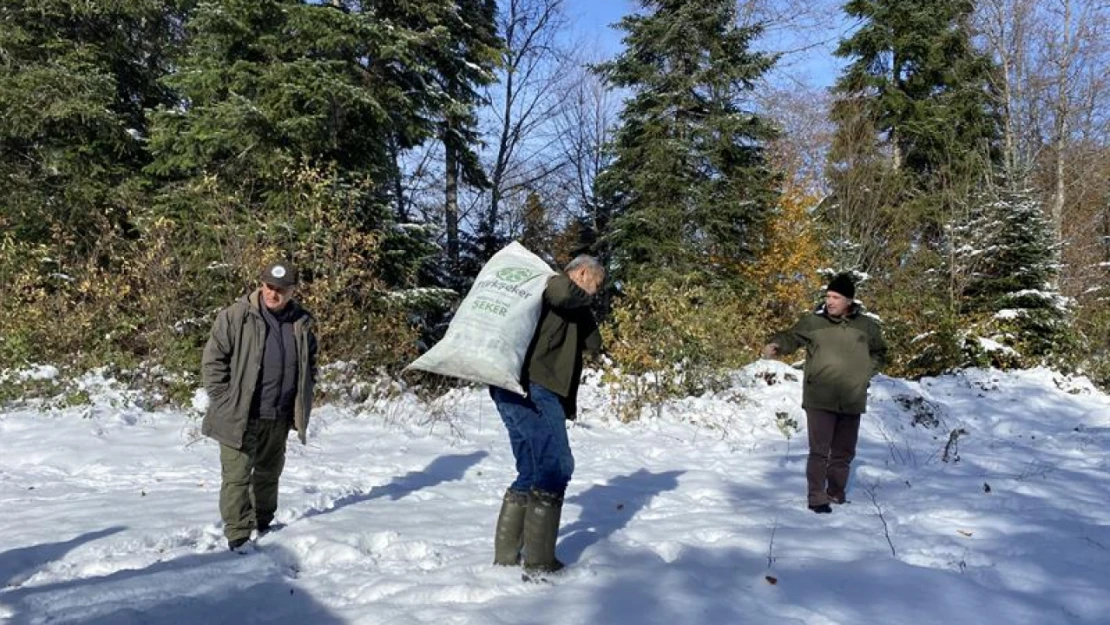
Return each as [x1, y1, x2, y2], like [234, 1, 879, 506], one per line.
[2, 362, 1108, 625]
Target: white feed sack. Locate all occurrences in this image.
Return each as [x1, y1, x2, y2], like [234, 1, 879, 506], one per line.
[406, 242, 555, 395]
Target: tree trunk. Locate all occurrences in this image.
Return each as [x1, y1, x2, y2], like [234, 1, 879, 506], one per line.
[389, 137, 408, 223]
[1050, 0, 1072, 257]
[1000, 52, 1017, 185]
[445, 142, 460, 265]
[891, 53, 903, 171]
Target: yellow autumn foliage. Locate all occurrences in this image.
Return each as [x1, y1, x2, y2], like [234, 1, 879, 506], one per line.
[742, 187, 826, 334]
[599, 187, 826, 422]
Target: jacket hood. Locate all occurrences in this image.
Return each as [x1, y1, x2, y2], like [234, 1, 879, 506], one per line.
[239, 289, 310, 323]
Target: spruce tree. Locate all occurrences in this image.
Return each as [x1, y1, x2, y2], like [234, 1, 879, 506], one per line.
[367, 0, 500, 277]
[146, 0, 442, 291]
[827, 0, 1009, 375]
[594, 0, 778, 284]
[966, 187, 1070, 362]
[832, 0, 999, 180]
[148, 0, 406, 193]
[0, 0, 182, 252]
[442, 0, 501, 268]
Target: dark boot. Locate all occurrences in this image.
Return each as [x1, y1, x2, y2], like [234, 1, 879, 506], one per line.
[523, 489, 565, 574]
[257, 521, 285, 537]
[493, 489, 529, 565]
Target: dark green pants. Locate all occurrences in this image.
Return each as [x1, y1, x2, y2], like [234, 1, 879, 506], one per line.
[219, 419, 290, 541]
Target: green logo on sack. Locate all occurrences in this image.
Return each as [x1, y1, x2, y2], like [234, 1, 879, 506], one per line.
[496, 267, 536, 283]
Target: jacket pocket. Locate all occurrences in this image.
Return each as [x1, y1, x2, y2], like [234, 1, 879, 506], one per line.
[207, 384, 234, 415]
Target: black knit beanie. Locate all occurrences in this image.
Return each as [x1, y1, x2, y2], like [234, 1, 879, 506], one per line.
[826, 273, 856, 300]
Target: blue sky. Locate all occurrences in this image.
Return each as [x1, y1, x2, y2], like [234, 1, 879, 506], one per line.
[560, 0, 851, 89]
[562, 0, 633, 55]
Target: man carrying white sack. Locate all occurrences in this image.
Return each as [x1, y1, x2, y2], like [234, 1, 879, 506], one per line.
[490, 255, 605, 574]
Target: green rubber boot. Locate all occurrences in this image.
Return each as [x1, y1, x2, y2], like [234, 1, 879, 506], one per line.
[493, 489, 529, 565]
[522, 489, 565, 574]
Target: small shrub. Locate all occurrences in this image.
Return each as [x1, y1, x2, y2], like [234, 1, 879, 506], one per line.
[892, 394, 944, 429]
[775, 411, 800, 439]
[601, 275, 768, 422]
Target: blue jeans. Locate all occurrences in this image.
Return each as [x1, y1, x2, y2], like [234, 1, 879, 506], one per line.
[490, 383, 575, 495]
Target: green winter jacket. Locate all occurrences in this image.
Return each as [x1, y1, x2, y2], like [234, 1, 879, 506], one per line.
[523, 274, 602, 418]
[772, 306, 887, 414]
[201, 290, 317, 448]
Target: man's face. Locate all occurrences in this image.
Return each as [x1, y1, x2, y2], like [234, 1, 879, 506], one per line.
[825, 290, 852, 317]
[570, 268, 604, 296]
[261, 282, 294, 311]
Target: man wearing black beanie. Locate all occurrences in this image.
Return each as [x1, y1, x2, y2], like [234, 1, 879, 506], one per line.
[762, 273, 887, 514]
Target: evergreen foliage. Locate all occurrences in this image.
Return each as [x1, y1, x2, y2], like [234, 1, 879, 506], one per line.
[145, 0, 444, 289]
[0, 0, 182, 252]
[823, 0, 1043, 379]
[149, 1, 403, 196]
[832, 0, 999, 180]
[964, 186, 1072, 362]
[594, 0, 779, 284]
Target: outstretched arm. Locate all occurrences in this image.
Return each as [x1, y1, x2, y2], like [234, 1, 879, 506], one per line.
[765, 316, 808, 358]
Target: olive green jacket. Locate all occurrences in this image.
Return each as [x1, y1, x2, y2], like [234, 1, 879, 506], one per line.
[523, 274, 602, 418]
[772, 305, 887, 414]
[201, 290, 317, 448]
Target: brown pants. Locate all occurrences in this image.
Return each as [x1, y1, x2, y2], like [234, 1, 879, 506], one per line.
[806, 409, 860, 506]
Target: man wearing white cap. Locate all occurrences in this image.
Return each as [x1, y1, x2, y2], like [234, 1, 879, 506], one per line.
[202, 262, 317, 550]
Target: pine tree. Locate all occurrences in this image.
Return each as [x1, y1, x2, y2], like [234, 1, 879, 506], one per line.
[594, 0, 778, 285]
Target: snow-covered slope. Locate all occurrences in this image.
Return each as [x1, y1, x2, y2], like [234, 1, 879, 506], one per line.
[2, 362, 1108, 624]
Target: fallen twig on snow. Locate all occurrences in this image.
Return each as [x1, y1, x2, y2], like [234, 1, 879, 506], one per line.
[863, 481, 897, 557]
[767, 515, 779, 568]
